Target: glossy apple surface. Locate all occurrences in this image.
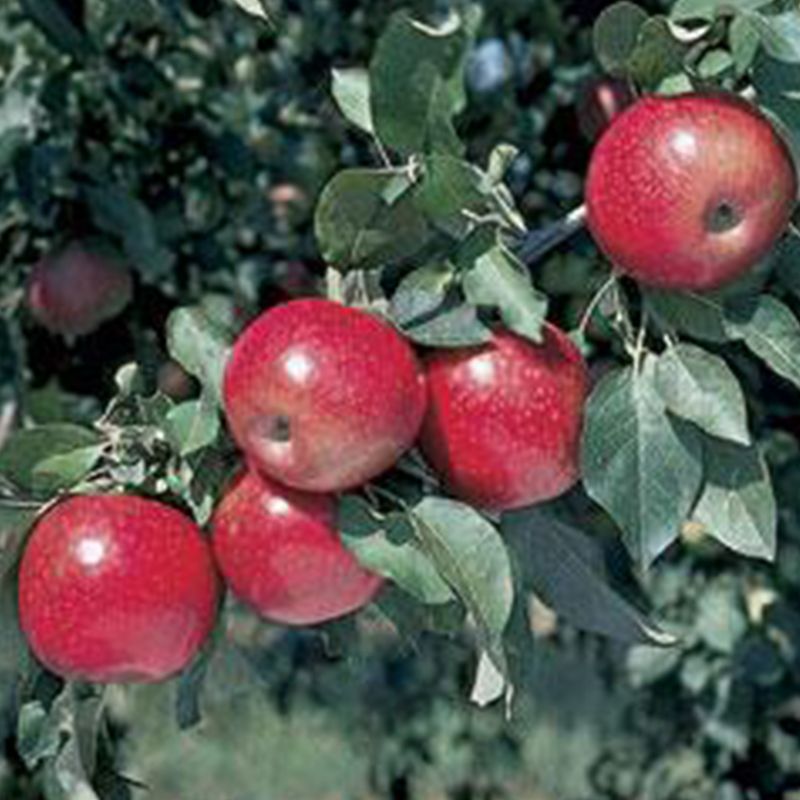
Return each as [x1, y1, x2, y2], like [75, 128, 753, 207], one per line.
[18, 495, 219, 683]
[420, 325, 588, 512]
[586, 93, 798, 291]
[26, 242, 133, 337]
[211, 470, 383, 625]
[223, 299, 427, 492]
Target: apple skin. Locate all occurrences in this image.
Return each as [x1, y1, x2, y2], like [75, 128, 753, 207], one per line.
[586, 93, 798, 291]
[18, 495, 220, 684]
[223, 298, 427, 492]
[211, 470, 383, 625]
[26, 242, 133, 337]
[419, 325, 588, 512]
[576, 76, 636, 142]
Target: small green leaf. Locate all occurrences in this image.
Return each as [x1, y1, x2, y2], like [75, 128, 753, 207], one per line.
[748, 11, 800, 64]
[369, 8, 480, 157]
[0, 505, 38, 581]
[654, 343, 750, 445]
[85, 185, 174, 282]
[695, 581, 747, 653]
[581, 362, 703, 569]
[646, 289, 739, 344]
[697, 48, 734, 77]
[460, 230, 547, 343]
[753, 53, 800, 156]
[412, 497, 513, 662]
[671, 0, 772, 23]
[727, 295, 800, 391]
[229, 0, 274, 22]
[729, 14, 762, 75]
[693, 439, 776, 560]
[0, 425, 101, 498]
[338, 496, 454, 605]
[20, 0, 95, 59]
[627, 17, 688, 90]
[166, 307, 232, 406]
[32, 444, 105, 494]
[593, 2, 650, 76]
[315, 169, 429, 271]
[776, 234, 800, 300]
[470, 650, 507, 707]
[164, 392, 221, 456]
[331, 68, 374, 135]
[503, 508, 676, 644]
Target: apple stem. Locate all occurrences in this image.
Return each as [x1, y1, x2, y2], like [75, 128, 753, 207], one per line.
[515, 204, 588, 266]
[577, 275, 617, 336]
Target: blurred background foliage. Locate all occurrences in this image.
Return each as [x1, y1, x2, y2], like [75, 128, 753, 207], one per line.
[3, 0, 800, 799]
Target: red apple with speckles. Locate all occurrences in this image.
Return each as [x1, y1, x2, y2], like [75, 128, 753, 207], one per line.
[223, 299, 427, 492]
[211, 470, 383, 625]
[18, 495, 219, 683]
[420, 325, 588, 512]
[586, 93, 798, 291]
[576, 76, 636, 142]
[26, 242, 133, 337]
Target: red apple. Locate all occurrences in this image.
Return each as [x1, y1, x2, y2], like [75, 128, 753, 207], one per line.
[18, 495, 219, 683]
[211, 470, 383, 625]
[419, 325, 588, 512]
[576, 76, 636, 142]
[223, 298, 427, 492]
[586, 93, 798, 291]
[26, 242, 133, 337]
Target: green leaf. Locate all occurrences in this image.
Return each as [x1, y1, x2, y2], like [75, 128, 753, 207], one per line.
[593, 2, 650, 76]
[166, 306, 232, 406]
[697, 48, 735, 77]
[671, 0, 772, 22]
[581, 362, 703, 569]
[0, 505, 37, 582]
[0, 425, 101, 497]
[391, 263, 492, 348]
[654, 343, 750, 445]
[230, 0, 274, 22]
[412, 155, 525, 237]
[331, 68, 374, 135]
[627, 17, 688, 90]
[19, 0, 95, 59]
[748, 10, 800, 63]
[753, 53, 800, 158]
[164, 392, 221, 456]
[470, 651, 507, 707]
[729, 14, 762, 75]
[693, 439, 776, 560]
[503, 508, 676, 645]
[412, 497, 513, 661]
[85, 185, 175, 282]
[646, 289, 739, 344]
[369, 8, 480, 157]
[338, 496, 454, 605]
[460, 229, 547, 343]
[314, 169, 429, 271]
[31, 444, 105, 494]
[18, 685, 105, 800]
[695, 581, 747, 653]
[727, 295, 800, 391]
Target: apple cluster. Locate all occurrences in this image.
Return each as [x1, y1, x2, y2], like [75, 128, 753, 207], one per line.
[15, 90, 798, 685]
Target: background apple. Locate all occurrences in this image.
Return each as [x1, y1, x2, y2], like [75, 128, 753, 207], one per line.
[586, 93, 798, 291]
[18, 495, 219, 683]
[212, 470, 383, 625]
[25, 242, 133, 338]
[223, 298, 427, 492]
[420, 325, 588, 512]
[576, 76, 636, 142]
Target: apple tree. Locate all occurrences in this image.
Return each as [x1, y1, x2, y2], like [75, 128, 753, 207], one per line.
[1, 0, 800, 797]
